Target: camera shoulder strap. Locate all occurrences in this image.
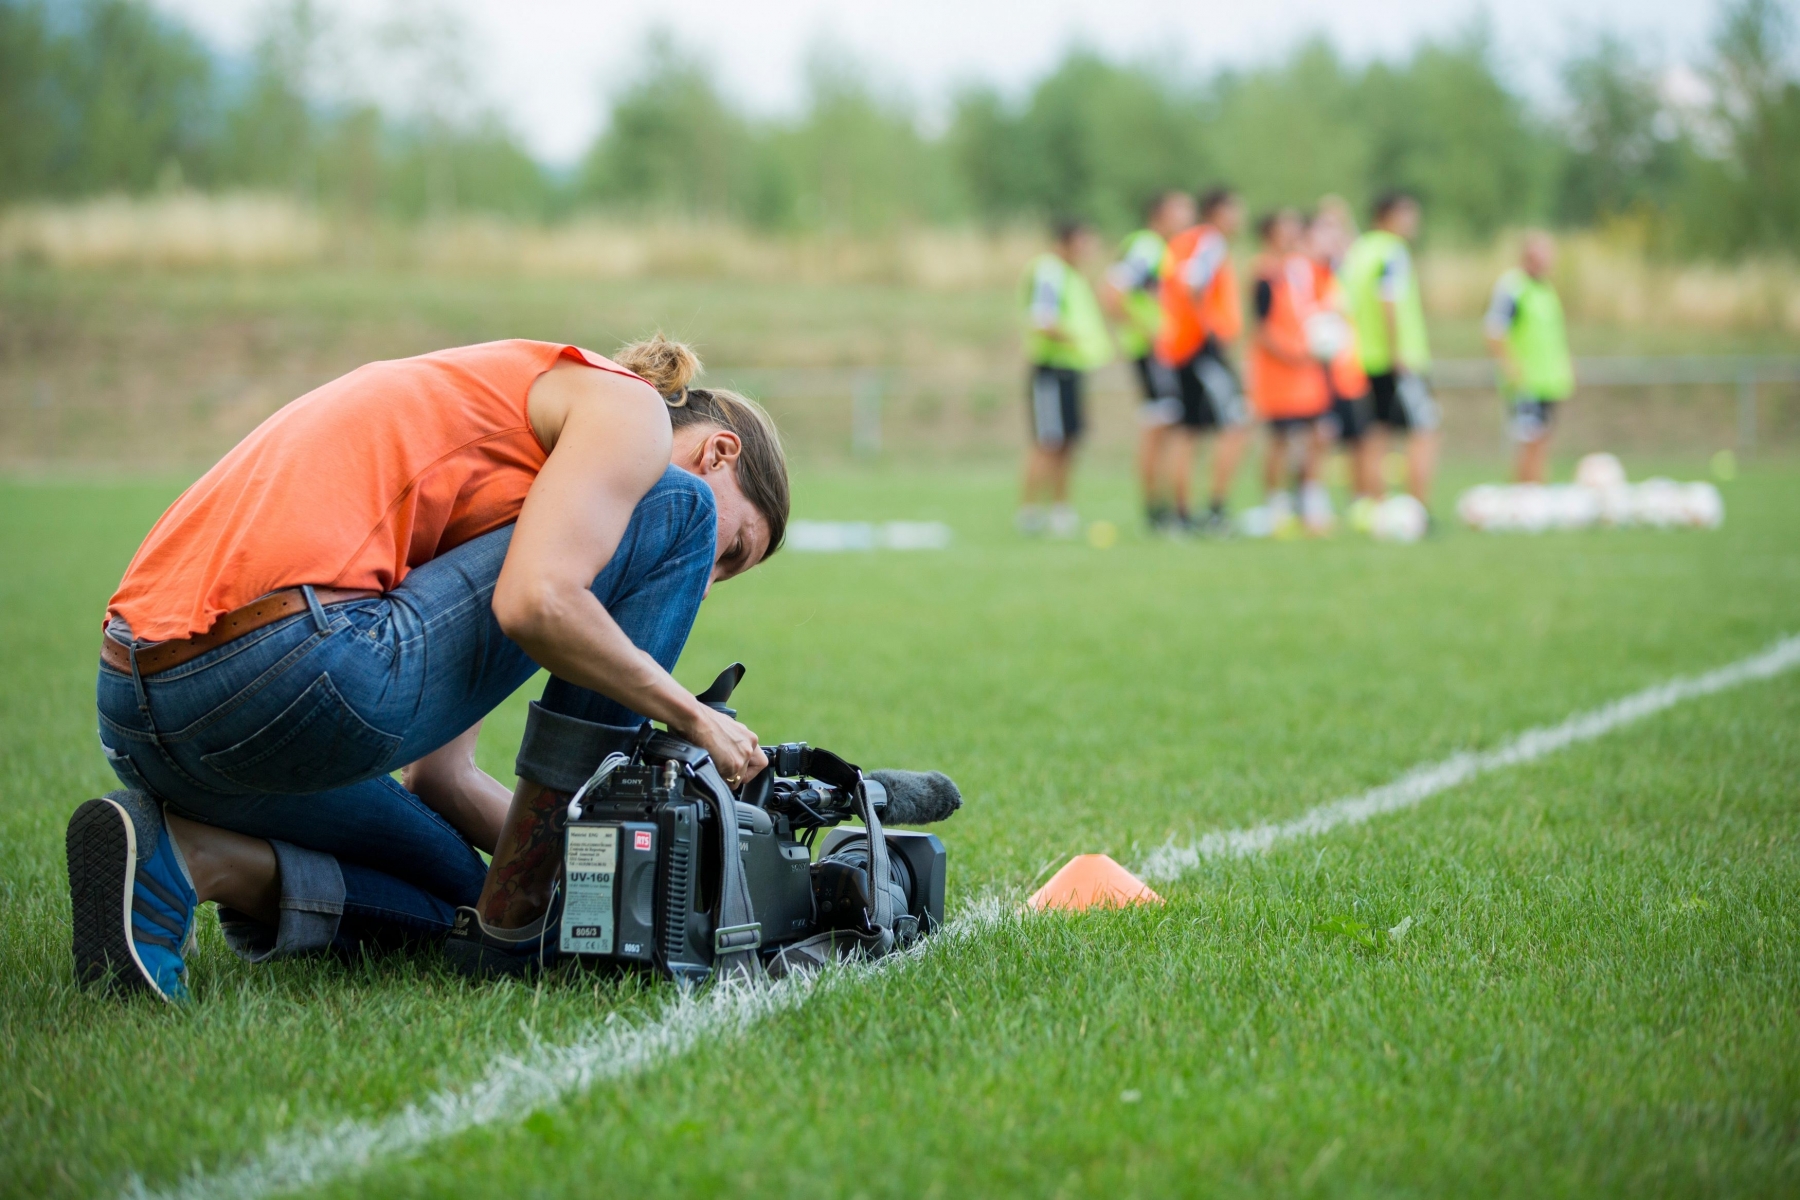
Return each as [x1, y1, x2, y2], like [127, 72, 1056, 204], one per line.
[642, 730, 765, 985]
[690, 757, 766, 985]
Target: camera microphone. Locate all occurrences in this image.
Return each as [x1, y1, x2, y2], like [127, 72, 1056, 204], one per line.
[867, 770, 962, 825]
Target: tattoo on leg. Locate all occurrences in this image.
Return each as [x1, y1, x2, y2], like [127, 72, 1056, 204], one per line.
[477, 782, 570, 927]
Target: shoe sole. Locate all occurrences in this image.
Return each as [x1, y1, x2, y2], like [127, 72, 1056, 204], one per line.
[441, 932, 542, 979]
[66, 797, 165, 1001]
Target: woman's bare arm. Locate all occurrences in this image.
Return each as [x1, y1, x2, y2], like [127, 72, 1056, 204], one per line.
[494, 368, 763, 782]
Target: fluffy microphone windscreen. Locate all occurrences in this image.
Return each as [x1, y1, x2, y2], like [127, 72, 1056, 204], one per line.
[867, 770, 962, 825]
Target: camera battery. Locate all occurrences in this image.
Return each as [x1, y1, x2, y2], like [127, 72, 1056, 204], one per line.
[612, 821, 657, 962]
[561, 824, 617, 956]
[561, 820, 659, 963]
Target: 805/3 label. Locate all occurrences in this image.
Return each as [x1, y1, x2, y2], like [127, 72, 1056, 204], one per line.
[560, 824, 618, 955]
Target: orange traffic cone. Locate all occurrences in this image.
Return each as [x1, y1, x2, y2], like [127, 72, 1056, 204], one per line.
[1026, 854, 1164, 912]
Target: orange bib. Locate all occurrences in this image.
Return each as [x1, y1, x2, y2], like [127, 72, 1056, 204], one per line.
[1156, 224, 1242, 365]
[1249, 255, 1330, 420]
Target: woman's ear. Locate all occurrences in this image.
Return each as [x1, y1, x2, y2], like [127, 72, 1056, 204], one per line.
[704, 429, 742, 472]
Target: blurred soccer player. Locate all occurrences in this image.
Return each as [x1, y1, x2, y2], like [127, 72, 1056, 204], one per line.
[1102, 190, 1197, 532]
[1019, 219, 1112, 538]
[1155, 186, 1249, 536]
[1486, 231, 1574, 483]
[1249, 209, 1333, 535]
[1306, 199, 1380, 530]
[1343, 191, 1438, 517]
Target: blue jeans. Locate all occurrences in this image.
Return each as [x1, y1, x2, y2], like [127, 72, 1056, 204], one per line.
[96, 467, 716, 960]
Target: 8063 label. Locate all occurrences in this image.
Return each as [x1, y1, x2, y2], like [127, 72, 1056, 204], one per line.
[560, 824, 617, 955]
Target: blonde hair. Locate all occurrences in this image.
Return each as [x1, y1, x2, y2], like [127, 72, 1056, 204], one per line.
[614, 335, 789, 560]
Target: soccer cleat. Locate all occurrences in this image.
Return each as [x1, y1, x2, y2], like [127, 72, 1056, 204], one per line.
[67, 792, 197, 1002]
[442, 906, 559, 979]
[1048, 506, 1081, 539]
[1199, 508, 1234, 538]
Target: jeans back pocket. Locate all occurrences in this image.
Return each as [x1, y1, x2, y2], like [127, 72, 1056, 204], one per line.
[200, 673, 402, 795]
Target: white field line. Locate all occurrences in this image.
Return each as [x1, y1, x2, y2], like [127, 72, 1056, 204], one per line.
[126, 898, 1012, 1200]
[126, 637, 1800, 1200]
[1138, 633, 1800, 882]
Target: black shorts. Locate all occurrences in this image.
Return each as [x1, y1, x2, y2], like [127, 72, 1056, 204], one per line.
[1509, 397, 1559, 443]
[1328, 393, 1372, 443]
[1267, 415, 1324, 435]
[1169, 342, 1248, 431]
[1133, 355, 1183, 427]
[1367, 371, 1439, 432]
[1027, 365, 1084, 448]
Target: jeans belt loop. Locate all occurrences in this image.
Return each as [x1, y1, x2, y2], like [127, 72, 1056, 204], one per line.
[302, 584, 330, 633]
[125, 635, 174, 764]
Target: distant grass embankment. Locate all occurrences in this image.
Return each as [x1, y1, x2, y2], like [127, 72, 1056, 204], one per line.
[0, 193, 1042, 291]
[1, 194, 1795, 470]
[6, 192, 1800, 335]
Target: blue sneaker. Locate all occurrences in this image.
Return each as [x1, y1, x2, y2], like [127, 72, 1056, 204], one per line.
[67, 792, 197, 1002]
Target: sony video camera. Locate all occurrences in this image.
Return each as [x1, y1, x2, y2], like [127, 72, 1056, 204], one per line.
[558, 664, 960, 983]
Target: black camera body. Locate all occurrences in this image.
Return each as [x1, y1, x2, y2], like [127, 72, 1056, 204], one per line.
[558, 683, 950, 983]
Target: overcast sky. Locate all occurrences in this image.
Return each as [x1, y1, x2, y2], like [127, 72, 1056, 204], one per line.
[152, 0, 1728, 164]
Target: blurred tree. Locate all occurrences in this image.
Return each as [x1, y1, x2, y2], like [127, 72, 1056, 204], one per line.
[3, 0, 1798, 259]
[578, 33, 755, 218]
[383, 117, 556, 221]
[50, 0, 217, 194]
[220, 0, 322, 194]
[314, 103, 382, 219]
[1356, 28, 1555, 238]
[0, 1, 59, 201]
[946, 53, 1210, 229]
[1207, 40, 1368, 218]
[756, 49, 955, 231]
[946, 85, 1037, 224]
[1700, 0, 1800, 253]
[1555, 36, 1687, 227]
[1029, 53, 1212, 229]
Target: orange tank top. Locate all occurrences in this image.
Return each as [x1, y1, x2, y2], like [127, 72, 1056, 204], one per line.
[1155, 224, 1242, 365]
[1249, 254, 1330, 420]
[108, 339, 649, 642]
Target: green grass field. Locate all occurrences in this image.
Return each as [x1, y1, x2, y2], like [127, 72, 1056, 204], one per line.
[2, 462, 1797, 1198]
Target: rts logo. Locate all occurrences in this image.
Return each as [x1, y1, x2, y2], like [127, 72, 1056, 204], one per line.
[633, 830, 653, 852]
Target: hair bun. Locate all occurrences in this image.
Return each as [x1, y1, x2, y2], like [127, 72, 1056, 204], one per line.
[614, 334, 701, 398]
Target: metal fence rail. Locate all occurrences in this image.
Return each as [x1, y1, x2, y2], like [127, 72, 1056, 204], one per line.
[1431, 356, 1800, 453]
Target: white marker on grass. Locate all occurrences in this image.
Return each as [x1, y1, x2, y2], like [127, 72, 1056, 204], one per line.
[785, 520, 953, 552]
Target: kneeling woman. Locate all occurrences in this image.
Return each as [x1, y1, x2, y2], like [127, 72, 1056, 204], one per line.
[71, 336, 786, 1000]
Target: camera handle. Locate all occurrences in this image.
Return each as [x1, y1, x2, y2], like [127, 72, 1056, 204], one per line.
[696, 662, 746, 716]
[767, 744, 899, 958]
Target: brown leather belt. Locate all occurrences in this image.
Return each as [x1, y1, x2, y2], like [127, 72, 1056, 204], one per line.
[101, 587, 383, 678]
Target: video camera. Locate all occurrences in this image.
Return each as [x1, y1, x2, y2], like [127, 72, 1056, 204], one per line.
[558, 664, 960, 983]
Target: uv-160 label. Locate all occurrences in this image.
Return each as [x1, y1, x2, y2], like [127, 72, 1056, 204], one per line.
[560, 824, 617, 955]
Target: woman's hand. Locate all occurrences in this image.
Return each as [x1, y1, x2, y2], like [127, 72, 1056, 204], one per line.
[671, 700, 766, 786]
